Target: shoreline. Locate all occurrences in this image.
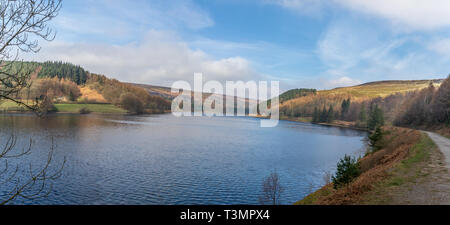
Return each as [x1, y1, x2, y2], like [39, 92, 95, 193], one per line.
[252, 114, 370, 132]
[0, 110, 169, 116]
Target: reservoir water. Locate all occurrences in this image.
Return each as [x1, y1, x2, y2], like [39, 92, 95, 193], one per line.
[0, 114, 366, 205]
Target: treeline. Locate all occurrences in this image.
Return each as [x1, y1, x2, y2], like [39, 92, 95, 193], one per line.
[395, 77, 450, 127]
[6, 61, 172, 114]
[341, 77, 448, 130]
[0, 61, 41, 76]
[27, 77, 81, 101]
[311, 98, 385, 130]
[287, 75, 450, 132]
[279, 88, 316, 103]
[280, 93, 349, 118]
[16, 77, 82, 112]
[37, 61, 88, 85]
[312, 105, 335, 123]
[86, 74, 170, 114]
[2, 61, 89, 85]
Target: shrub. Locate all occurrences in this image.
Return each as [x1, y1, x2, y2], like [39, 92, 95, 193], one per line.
[120, 93, 144, 114]
[332, 155, 361, 189]
[368, 126, 384, 152]
[79, 107, 91, 114]
[39, 97, 57, 113]
[258, 171, 284, 205]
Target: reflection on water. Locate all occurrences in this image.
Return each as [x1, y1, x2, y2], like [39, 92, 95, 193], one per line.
[0, 114, 367, 205]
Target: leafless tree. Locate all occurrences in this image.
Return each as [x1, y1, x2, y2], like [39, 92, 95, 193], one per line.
[0, 0, 62, 114]
[0, 0, 63, 204]
[258, 171, 284, 205]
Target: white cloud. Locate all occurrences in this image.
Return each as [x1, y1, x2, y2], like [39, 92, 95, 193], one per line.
[269, 0, 450, 30]
[336, 0, 450, 30]
[24, 30, 260, 87]
[428, 38, 450, 56]
[53, 0, 214, 42]
[315, 20, 449, 82]
[266, 0, 327, 15]
[324, 76, 362, 88]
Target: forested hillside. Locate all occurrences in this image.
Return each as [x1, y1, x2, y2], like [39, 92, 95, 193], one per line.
[5, 61, 88, 84]
[1, 61, 170, 114]
[280, 79, 443, 119]
[279, 88, 316, 103]
[86, 74, 170, 113]
[38, 61, 88, 85]
[279, 77, 449, 136]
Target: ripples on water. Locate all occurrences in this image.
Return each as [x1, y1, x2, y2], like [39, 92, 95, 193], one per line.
[0, 114, 366, 205]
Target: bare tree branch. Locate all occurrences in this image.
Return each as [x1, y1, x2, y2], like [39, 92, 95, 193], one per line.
[0, 0, 63, 204]
[0, 135, 65, 205]
[0, 0, 62, 116]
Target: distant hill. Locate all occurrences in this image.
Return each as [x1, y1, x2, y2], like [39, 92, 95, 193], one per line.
[279, 78, 444, 119]
[10, 61, 445, 118]
[130, 79, 443, 103]
[279, 88, 317, 103]
[2, 61, 171, 113]
[320, 79, 444, 99]
[125, 83, 176, 100]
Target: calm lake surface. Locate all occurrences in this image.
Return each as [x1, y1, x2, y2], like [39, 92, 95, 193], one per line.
[0, 114, 366, 205]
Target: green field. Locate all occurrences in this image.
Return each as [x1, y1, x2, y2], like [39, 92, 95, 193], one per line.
[0, 101, 127, 114]
[54, 104, 127, 113]
[0, 100, 29, 111]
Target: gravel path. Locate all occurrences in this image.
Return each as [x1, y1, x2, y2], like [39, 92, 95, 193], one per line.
[364, 131, 450, 205]
[425, 132, 450, 170]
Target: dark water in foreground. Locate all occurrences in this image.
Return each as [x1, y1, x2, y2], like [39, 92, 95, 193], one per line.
[0, 114, 366, 205]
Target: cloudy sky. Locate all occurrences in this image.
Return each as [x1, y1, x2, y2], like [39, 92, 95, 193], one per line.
[24, 0, 450, 91]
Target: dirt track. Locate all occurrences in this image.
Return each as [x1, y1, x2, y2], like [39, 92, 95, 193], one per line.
[389, 132, 450, 204]
[363, 131, 450, 205]
[425, 132, 450, 170]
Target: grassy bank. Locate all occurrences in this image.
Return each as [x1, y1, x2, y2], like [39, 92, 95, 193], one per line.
[1, 100, 127, 114]
[0, 100, 30, 111]
[360, 133, 437, 204]
[296, 127, 435, 205]
[54, 104, 127, 114]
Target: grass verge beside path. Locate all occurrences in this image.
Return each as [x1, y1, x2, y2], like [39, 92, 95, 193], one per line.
[360, 133, 438, 204]
[295, 127, 439, 205]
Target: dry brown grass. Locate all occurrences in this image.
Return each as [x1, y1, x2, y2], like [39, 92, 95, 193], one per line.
[296, 127, 422, 205]
[281, 80, 442, 116]
[79, 86, 107, 103]
[433, 126, 450, 139]
[320, 80, 442, 99]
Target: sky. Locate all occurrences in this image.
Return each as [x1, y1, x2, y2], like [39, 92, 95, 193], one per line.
[24, 0, 450, 91]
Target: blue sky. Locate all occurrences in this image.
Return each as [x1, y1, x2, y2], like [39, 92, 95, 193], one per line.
[25, 0, 450, 91]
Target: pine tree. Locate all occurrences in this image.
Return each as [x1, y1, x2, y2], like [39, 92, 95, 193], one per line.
[368, 126, 383, 151]
[368, 104, 384, 130]
[327, 105, 334, 123]
[340, 98, 351, 119]
[320, 106, 328, 123]
[358, 103, 367, 128]
[312, 107, 319, 123]
[332, 154, 360, 189]
[359, 104, 367, 122]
